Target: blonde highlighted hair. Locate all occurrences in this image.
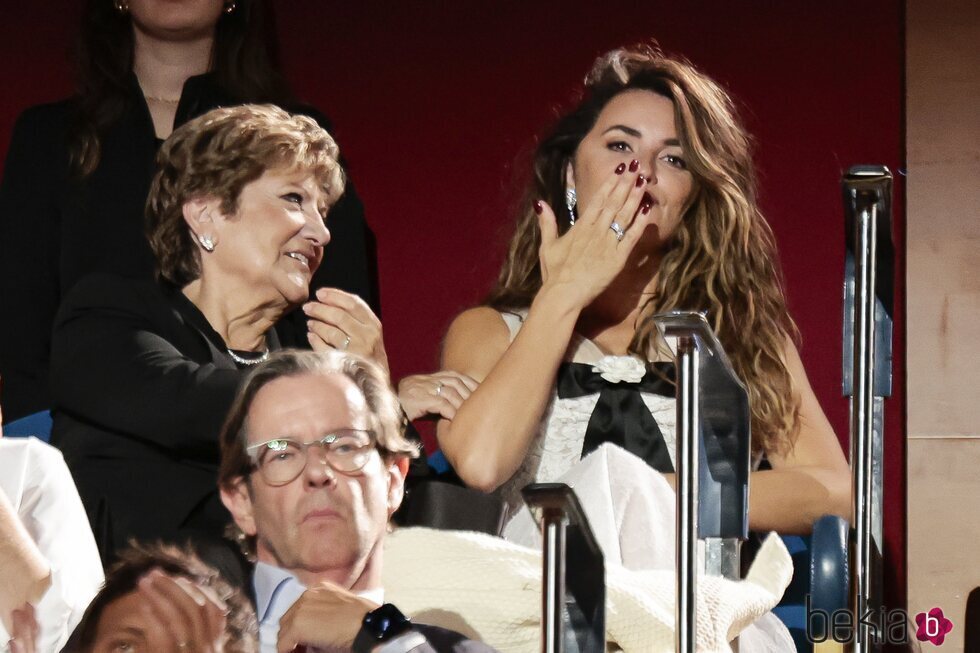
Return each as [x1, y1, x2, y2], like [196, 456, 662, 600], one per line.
[487, 44, 800, 455]
[146, 104, 346, 286]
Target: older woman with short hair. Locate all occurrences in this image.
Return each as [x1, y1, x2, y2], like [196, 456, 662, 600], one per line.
[49, 104, 468, 565]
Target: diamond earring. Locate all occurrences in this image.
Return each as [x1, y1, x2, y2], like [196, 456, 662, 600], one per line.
[565, 188, 577, 225]
[199, 234, 215, 252]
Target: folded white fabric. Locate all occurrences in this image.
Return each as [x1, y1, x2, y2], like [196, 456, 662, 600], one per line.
[383, 526, 793, 653]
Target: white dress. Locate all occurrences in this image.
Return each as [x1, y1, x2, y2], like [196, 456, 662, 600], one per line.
[492, 311, 795, 652]
[495, 310, 678, 528]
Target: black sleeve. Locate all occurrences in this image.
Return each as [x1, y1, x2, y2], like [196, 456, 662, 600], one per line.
[414, 624, 501, 652]
[49, 276, 241, 460]
[0, 106, 66, 420]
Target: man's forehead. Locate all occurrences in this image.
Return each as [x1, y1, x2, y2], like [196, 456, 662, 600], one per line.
[246, 372, 369, 439]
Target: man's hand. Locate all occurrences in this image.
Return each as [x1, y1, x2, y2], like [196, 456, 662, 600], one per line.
[276, 582, 379, 653]
[138, 569, 228, 653]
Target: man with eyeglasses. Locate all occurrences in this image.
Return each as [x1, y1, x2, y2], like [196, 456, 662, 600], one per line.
[217, 349, 494, 653]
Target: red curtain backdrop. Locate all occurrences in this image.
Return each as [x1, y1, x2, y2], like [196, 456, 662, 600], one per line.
[0, 1, 905, 609]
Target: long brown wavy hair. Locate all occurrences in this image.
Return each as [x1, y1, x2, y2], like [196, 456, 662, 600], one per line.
[486, 45, 801, 456]
[69, 0, 294, 177]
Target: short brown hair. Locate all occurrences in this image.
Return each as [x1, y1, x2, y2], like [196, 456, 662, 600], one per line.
[62, 542, 257, 653]
[218, 349, 419, 492]
[146, 104, 346, 286]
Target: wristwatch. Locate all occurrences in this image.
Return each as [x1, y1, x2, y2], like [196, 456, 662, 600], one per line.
[352, 603, 416, 653]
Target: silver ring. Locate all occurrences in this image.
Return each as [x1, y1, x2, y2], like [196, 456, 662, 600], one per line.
[341, 334, 351, 351]
[435, 381, 444, 396]
[609, 221, 625, 241]
[177, 642, 189, 650]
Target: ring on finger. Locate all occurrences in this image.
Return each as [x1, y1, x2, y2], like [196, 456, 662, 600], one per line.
[435, 381, 444, 396]
[341, 334, 351, 351]
[609, 221, 626, 241]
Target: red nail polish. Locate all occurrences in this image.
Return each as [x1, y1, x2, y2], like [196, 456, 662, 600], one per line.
[635, 175, 645, 187]
[629, 159, 640, 172]
[533, 200, 543, 215]
[615, 163, 626, 174]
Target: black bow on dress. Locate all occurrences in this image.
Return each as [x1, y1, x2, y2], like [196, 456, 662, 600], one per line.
[556, 361, 676, 473]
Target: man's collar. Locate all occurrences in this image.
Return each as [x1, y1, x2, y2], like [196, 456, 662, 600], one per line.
[253, 561, 386, 623]
[254, 561, 304, 623]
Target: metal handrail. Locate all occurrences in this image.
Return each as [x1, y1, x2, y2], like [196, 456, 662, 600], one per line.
[654, 311, 752, 653]
[841, 165, 893, 652]
[523, 483, 605, 653]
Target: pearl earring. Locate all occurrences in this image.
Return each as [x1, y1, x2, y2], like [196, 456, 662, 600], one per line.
[199, 234, 215, 252]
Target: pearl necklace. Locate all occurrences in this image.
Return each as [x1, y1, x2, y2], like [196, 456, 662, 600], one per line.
[144, 93, 180, 104]
[226, 349, 270, 366]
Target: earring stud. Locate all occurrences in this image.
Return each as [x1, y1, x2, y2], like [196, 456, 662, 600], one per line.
[199, 235, 215, 252]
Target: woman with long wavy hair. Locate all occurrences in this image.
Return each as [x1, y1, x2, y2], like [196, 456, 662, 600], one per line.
[437, 45, 850, 538]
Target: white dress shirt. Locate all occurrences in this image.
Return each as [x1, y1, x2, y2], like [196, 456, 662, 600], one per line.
[0, 437, 104, 653]
[254, 561, 387, 653]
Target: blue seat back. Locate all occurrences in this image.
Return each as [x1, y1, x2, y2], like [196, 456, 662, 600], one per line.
[2, 410, 53, 442]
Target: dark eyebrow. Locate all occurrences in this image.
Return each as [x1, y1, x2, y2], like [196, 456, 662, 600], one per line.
[602, 124, 642, 138]
[602, 125, 682, 147]
[103, 624, 145, 638]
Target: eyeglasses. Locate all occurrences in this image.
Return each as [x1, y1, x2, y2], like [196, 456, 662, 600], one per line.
[245, 429, 376, 486]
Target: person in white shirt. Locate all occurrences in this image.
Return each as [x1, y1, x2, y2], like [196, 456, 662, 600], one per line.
[217, 350, 495, 653]
[0, 410, 103, 653]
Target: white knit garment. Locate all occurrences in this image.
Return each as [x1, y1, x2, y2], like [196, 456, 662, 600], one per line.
[383, 527, 792, 653]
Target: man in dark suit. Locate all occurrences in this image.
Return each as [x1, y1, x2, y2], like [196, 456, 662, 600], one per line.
[217, 349, 495, 653]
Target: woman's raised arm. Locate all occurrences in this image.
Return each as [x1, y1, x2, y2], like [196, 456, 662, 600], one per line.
[438, 167, 654, 491]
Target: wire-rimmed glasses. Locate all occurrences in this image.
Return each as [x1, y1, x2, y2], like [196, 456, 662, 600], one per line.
[245, 429, 376, 486]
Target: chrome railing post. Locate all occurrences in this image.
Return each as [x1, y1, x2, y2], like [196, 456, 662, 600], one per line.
[523, 483, 605, 653]
[675, 335, 700, 653]
[842, 165, 893, 653]
[541, 507, 567, 653]
[655, 311, 751, 653]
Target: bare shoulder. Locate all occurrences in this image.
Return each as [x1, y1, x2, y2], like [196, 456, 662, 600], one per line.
[441, 306, 512, 382]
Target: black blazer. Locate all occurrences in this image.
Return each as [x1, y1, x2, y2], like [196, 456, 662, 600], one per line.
[49, 273, 271, 562]
[411, 624, 499, 653]
[0, 73, 378, 421]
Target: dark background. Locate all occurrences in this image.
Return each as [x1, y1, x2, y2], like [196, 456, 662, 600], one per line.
[0, 0, 906, 607]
